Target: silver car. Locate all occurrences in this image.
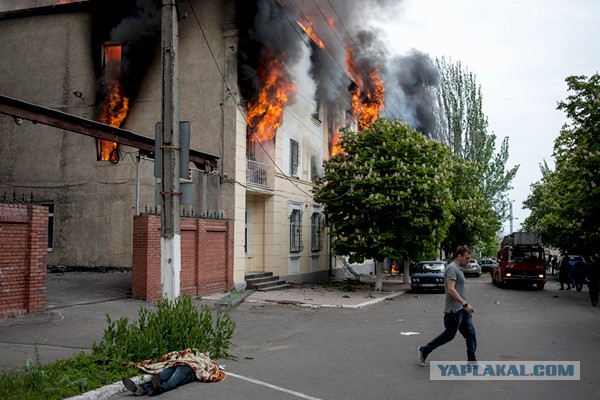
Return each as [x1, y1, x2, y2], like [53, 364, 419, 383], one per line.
[462, 260, 482, 277]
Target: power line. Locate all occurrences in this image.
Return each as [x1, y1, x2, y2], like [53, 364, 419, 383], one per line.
[185, 0, 360, 202]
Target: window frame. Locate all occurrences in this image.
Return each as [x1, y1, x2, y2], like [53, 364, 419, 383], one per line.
[290, 208, 303, 253]
[311, 212, 322, 252]
[40, 202, 54, 251]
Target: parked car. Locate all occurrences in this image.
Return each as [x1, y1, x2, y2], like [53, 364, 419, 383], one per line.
[410, 261, 446, 292]
[479, 258, 498, 273]
[462, 260, 482, 277]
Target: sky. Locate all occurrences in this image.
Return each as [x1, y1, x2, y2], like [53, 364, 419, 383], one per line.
[376, 0, 600, 234]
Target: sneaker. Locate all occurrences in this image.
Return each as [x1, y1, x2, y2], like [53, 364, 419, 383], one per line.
[122, 378, 145, 396]
[418, 346, 426, 366]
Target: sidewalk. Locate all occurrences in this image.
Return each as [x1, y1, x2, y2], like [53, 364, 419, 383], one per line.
[208, 277, 408, 308]
[0, 270, 407, 399]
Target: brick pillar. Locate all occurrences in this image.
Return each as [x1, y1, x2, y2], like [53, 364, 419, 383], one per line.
[132, 215, 162, 301]
[0, 203, 47, 317]
[26, 205, 48, 313]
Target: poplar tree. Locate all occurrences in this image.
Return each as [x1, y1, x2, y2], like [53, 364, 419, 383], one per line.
[435, 57, 517, 252]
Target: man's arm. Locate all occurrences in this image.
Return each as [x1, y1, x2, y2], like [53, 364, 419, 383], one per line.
[447, 278, 474, 314]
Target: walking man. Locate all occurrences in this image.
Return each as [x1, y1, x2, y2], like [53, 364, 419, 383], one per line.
[418, 246, 477, 366]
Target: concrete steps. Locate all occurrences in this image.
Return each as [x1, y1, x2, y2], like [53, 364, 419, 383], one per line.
[245, 272, 291, 291]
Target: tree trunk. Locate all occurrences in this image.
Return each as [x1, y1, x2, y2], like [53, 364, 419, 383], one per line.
[374, 260, 384, 291]
[403, 260, 410, 284]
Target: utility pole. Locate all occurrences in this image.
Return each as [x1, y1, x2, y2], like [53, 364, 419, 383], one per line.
[509, 201, 514, 234]
[160, 0, 180, 301]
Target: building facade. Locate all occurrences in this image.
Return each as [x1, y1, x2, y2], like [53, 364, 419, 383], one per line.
[0, 0, 344, 292]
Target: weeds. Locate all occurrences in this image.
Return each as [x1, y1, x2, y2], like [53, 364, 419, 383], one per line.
[92, 294, 236, 362]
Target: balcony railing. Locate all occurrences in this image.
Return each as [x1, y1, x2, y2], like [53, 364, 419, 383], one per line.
[246, 159, 271, 189]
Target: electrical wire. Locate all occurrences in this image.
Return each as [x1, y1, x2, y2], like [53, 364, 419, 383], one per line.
[185, 0, 360, 203]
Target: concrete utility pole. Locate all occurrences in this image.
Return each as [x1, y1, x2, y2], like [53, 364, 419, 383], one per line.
[160, 0, 181, 301]
[509, 201, 514, 234]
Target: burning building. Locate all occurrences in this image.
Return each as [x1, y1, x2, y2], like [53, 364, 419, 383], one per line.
[1, 0, 438, 290]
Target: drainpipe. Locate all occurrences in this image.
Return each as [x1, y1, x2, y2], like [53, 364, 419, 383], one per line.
[135, 152, 140, 215]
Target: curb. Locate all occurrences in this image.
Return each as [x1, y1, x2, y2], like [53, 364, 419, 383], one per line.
[65, 374, 150, 400]
[243, 290, 405, 309]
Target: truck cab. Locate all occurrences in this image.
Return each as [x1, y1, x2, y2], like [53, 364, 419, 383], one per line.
[491, 232, 546, 290]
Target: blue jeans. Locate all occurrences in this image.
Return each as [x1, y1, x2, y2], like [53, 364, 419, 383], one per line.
[140, 365, 196, 394]
[421, 309, 477, 361]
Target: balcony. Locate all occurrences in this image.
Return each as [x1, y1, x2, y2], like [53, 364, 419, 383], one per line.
[246, 159, 273, 192]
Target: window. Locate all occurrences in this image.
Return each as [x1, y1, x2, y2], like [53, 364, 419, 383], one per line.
[41, 202, 54, 251]
[310, 156, 322, 182]
[290, 139, 299, 177]
[290, 209, 303, 253]
[311, 212, 322, 252]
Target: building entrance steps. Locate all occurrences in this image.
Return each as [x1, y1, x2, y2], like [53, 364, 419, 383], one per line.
[245, 272, 291, 291]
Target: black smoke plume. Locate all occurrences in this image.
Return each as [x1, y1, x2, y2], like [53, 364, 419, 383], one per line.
[236, 0, 441, 137]
[385, 49, 440, 137]
[91, 0, 161, 115]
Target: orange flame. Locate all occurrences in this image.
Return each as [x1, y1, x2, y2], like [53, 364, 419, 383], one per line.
[246, 53, 296, 142]
[97, 43, 129, 161]
[345, 48, 385, 131]
[331, 130, 343, 156]
[297, 18, 325, 49]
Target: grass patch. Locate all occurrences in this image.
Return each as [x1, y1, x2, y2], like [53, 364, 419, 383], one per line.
[0, 351, 138, 400]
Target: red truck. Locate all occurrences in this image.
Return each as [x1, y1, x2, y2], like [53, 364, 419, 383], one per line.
[491, 232, 547, 290]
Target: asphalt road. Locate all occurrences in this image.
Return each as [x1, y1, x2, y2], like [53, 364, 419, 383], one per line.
[109, 275, 600, 400]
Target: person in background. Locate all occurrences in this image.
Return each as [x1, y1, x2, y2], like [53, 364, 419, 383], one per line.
[587, 254, 599, 307]
[546, 255, 553, 274]
[558, 254, 571, 290]
[573, 257, 588, 292]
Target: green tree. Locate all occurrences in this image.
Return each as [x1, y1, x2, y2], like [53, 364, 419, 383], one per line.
[435, 57, 517, 246]
[523, 74, 600, 253]
[441, 159, 500, 257]
[522, 161, 570, 249]
[313, 119, 454, 288]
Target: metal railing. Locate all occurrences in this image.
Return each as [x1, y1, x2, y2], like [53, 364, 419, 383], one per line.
[335, 255, 361, 281]
[246, 159, 271, 189]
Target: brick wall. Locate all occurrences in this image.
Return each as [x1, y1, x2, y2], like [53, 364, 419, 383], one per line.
[132, 215, 233, 302]
[0, 203, 48, 317]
